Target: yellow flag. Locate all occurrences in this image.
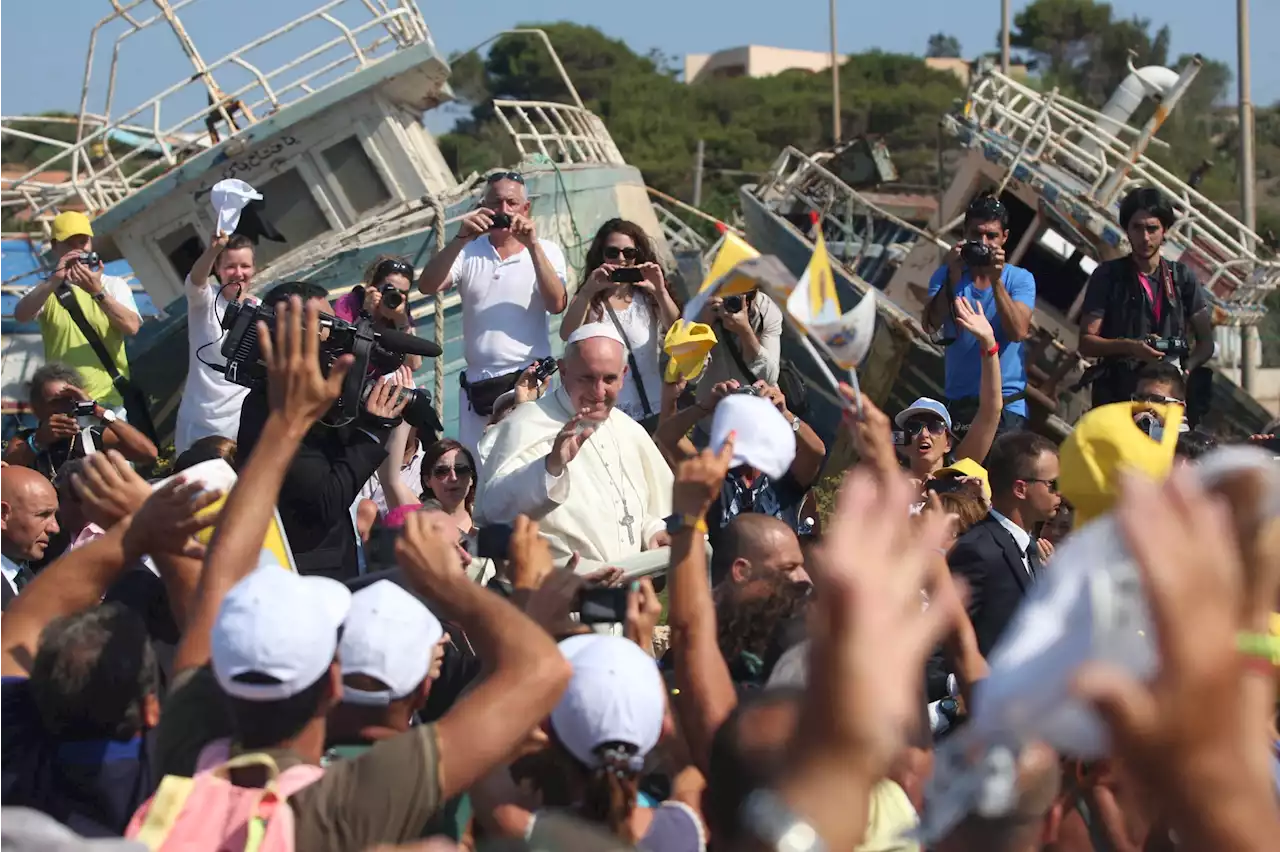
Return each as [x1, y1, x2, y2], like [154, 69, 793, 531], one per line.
[787, 230, 842, 328]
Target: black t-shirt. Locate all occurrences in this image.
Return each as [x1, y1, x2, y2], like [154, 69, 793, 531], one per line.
[0, 677, 156, 837]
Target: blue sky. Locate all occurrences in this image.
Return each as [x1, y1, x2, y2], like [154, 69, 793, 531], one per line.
[3, 0, 1275, 138]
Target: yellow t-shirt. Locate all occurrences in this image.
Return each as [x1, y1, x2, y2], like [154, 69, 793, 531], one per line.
[37, 276, 137, 408]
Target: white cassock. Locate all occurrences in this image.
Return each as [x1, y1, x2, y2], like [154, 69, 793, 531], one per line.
[476, 386, 673, 570]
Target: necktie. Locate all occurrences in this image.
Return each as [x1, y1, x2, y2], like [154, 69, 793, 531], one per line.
[1024, 541, 1043, 579]
[14, 566, 35, 592]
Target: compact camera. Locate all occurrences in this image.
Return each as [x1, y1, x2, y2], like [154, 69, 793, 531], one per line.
[68, 252, 101, 267]
[532, 355, 558, 384]
[609, 267, 644, 284]
[960, 241, 994, 267]
[489, 213, 513, 230]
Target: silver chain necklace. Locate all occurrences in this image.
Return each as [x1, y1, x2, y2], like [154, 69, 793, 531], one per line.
[589, 421, 638, 546]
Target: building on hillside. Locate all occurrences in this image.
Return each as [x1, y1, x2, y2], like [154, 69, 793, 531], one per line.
[683, 45, 1026, 87]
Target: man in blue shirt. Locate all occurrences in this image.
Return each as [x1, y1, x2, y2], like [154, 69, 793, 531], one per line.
[922, 194, 1037, 436]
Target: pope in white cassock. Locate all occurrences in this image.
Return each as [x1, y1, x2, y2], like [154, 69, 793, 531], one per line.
[476, 323, 673, 571]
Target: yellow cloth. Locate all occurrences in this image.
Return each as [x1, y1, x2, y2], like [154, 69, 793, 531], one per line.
[38, 287, 129, 408]
[1059, 401, 1182, 526]
[858, 779, 921, 852]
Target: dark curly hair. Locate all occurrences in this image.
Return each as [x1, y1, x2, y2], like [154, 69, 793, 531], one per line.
[717, 574, 811, 685]
[580, 219, 674, 318]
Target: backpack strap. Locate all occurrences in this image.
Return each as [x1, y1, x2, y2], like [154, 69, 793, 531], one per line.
[602, 300, 654, 417]
[130, 775, 198, 850]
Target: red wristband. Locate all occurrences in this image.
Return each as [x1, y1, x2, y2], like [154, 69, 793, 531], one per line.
[985, 343, 1000, 358]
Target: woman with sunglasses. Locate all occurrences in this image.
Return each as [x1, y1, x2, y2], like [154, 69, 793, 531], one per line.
[896, 297, 1004, 490]
[335, 255, 422, 371]
[560, 219, 680, 425]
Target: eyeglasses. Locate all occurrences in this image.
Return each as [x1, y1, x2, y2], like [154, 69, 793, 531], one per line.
[965, 195, 1005, 219]
[1022, 477, 1059, 493]
[374, 259, 413, 280]
[903, 418, 947, 438]
[486, 171, 525, 185]
[603, 246, 639, 261]
[430, 462, 474, 479]
[1133, 392, 1184, 405]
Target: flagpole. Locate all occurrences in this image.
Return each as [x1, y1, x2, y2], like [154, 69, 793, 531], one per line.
[830, 0, 841, 144]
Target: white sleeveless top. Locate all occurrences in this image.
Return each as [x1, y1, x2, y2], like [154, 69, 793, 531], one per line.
[601, 296, 662, 421]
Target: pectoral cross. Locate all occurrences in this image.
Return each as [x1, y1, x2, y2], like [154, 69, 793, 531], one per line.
[620, 510, 636, 545]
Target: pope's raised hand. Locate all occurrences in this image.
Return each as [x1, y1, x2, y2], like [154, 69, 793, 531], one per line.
[545, 412, 595, 477]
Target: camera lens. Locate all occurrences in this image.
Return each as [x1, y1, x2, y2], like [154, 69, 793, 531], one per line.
[381, 286, 403, 310]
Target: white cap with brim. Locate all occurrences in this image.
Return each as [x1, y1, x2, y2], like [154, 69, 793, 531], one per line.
[210, 178, 263, 236]
[566, 322, 626, 348]
[551, 634, 665, 770]
[211, 560, 351, 702]
[340, 580, 444, 706]
[709, 393, 796, 480]
[895, 397, 953, 432]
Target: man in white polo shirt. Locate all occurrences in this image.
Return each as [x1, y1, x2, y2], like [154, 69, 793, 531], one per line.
[418, 172, 568, 454]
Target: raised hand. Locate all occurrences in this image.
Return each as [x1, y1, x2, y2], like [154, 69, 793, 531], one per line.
[545, 412, 595, 477]
[636, 262, 665, 293]
[364, 379, 409, 421]
[397, 508, 464, 589]
[953, 296, 996, 350]
[458, 208, 494, 241]
[258, 296, 354, 434]
[509, 213, 537, 247]
[625, 576, 662, 654]
[839, 385, 897, 486]
[508, 515, 554, 591]
[754, 380, 787, 413]
[672, 433, 735, 518]
[34, 413, 80, 449]
[122, 476, 224, 561]
[69, 450, 154, 530]
[587, 264, 616, 294]
[513, 363, 544, 405]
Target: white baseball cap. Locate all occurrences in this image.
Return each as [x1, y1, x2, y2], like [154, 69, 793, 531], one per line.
[211, 560, 351, 701]
[895, 397, 953, 432]
[551, 635, 665, 770]
[210, 178, 262, 236]
[339, 580, 444, 706]
[709, 393, 797, 480]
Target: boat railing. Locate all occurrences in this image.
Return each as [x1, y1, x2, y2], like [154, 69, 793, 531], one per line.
[491, 100, 626, 167]
[1, 0, 430, 234]
[949, 69, 1280, 320]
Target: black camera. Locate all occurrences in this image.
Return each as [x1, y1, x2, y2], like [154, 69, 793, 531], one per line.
[532, 355, 558, 383]
[1148, 336, 1189, 357]
[578, 586, 630, 624]
[359, 381, 442, 435]
[610, 267, 644, 284]
[379, 283, 404, 311]
[723, 294, 746, 313]
[218, 297, 441, 426]
[489, 213, 512, 230]
[960, 241, 994, 267]
[733, 385, 760, 397]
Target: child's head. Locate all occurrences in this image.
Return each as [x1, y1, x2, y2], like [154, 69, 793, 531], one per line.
[214, 234, 256, 293]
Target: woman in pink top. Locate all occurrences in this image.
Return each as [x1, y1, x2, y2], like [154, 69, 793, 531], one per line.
[334, 256, 423, 373]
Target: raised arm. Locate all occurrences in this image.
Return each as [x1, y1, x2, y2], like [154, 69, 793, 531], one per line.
[174, 297, 355, 674]
[757, 382, 825, 489]
[511, 215, 568, 314]
[922, 249, 963, 335]
[989, 262, 1033, 343]
[654, 380, 737, 466]
[418, 209, 491, 296]
[951, 297, 1003, 464]
[558, 267, 610, 341]
[396, 511, 572, 801]
[377, 413, 418, 512]
[188, 232, 229, 291]
[668, 437, 741, 774]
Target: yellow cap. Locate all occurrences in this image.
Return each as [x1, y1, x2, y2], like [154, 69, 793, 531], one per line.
[662, 320, 718, 382]
[1059, 401, 1182, 527]
[934, 457, 991, 500]
[51, 211, 94, 243]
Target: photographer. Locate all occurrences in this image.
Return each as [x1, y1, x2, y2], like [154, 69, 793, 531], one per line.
[234, 282, 412, 581]
[3, 363, 157, 480]
[922, 194, 1035, 435]
[12, 212, 143, 422]
[694, 288, 783, 417]
[334, 255, 423, 374]
[1077, 187, 1214, 408]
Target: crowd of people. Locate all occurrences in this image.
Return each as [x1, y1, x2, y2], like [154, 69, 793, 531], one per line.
[2, 177, 1279, 852]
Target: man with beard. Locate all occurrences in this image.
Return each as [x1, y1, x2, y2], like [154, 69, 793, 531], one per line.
[477, 323, 672, 570]
[1077, 187, 1214, 408]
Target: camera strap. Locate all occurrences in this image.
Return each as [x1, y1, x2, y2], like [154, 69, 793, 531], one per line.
[54, 284, 157, 441]
[602, 300, 654, 417]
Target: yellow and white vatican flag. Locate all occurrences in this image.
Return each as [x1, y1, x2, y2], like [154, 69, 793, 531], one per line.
[782, 228, 878, 415]
[680, 228, 762, 323]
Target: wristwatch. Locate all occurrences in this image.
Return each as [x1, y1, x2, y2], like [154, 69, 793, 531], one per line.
[740, 789, 827, 852]
[92, 290, 107, 303]
[665, 513, 708, 536]
[99, 408, 117, 424]
[787, 412, 802, 433]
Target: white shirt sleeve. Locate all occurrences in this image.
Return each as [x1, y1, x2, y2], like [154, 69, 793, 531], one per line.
[447, 244, 466, 292]
[539, 240, 568, 282]
[183, 272, 214, 308]
[748, 296, 782, 384]
[482, 456, 568, 523]
[104, 275, 141, 318]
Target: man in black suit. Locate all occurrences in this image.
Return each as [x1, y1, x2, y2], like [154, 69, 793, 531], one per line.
[1, 466, 60, 611]
[952, 431, 1061, 656]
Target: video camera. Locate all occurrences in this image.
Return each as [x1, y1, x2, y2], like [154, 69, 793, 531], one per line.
[218, 296, 444, 430]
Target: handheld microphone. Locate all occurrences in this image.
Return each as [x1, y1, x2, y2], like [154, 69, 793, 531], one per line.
[375, 327, 442, 358]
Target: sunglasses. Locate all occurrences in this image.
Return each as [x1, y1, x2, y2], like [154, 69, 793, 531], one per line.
[903, 418, 947, 438]
[430, 462, 474, 479]
[486, 171, 525, 185]
[966, 195, 1005, 218]
[1022, 477, 1059, 493]
[1133, 392, 1183, 405]
[603, 246, 639, 261]
[375, 259, 413, 280]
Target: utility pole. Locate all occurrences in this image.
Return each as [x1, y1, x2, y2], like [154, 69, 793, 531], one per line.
[1238, 0, 1259, 394]
[1001, 0, 1011, 74]
[830, 0, 841, 144]
[692, 139, 705, 208]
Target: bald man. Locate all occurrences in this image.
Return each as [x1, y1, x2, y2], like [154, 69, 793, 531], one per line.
[1, 466, 60, 609]
[476, 324, 672, 571]
[710, 513, 810, 604]
[417, 172, 568, 456]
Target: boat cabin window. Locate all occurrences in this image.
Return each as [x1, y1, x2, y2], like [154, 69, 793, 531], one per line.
[158, 224, 205, 282]
[254, 168, 331, 267]
[322, 137, 390, 216]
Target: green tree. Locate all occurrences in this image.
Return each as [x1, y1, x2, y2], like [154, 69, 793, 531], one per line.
[926, 33, 962, 59]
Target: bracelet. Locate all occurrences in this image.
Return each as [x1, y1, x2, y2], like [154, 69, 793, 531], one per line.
[1236, 632, 1280, 666]
[985, 343, 1000, 358]
[26, 432, 43, 454]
